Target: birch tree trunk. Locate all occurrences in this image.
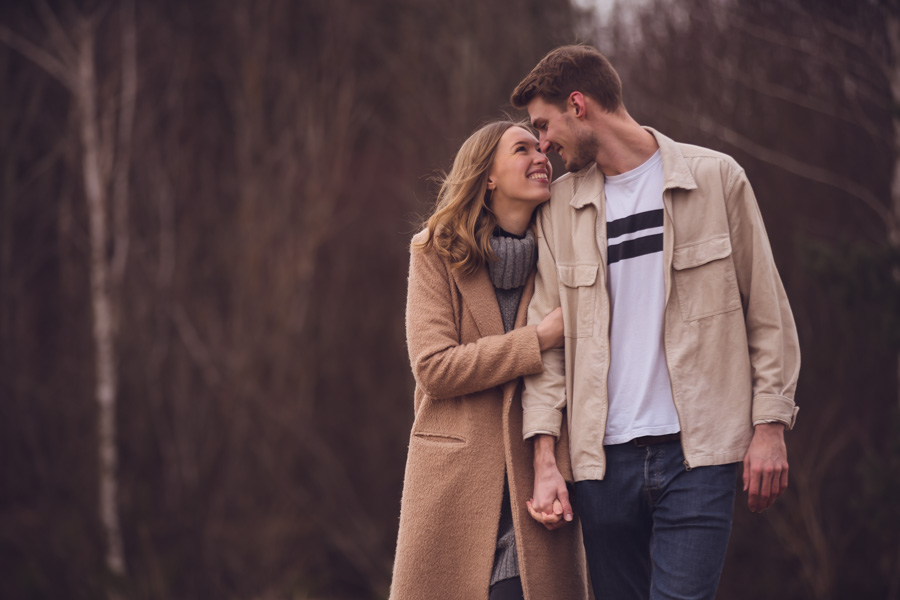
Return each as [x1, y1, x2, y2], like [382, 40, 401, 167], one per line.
[73, 25, 127, 578]
[0, 4, 131, 580]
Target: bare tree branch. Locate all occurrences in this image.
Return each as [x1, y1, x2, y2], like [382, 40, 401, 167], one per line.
[698, 11, 886, 97]
[699, 49, 891, 146]
[652, 101, 895, 232]
[111, 0, 136, 284]
[13, 138, 65, 199]
[886, 14, 900, 247]
[782, 0, 893, 84]
[33, 0, 78, 59]
[152, 154, 176, 289]
[0, 23, 75, 89]
[171, 304, 222, 387]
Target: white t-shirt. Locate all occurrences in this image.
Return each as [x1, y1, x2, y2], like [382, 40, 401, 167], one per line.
[602, 150, 680, 445]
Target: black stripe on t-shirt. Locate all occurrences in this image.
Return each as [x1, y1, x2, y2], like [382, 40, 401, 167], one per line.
[607, 209, 664, 240]
[608, 233, 663, 265]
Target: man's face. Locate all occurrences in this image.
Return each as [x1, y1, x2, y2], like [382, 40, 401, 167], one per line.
[527, 96, 598, 172]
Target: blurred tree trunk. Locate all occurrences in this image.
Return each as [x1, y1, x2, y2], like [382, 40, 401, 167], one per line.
[74, 21, 128, 579]
[77, 1, 137, 578]
[0, 0, 136, 582]
[1, 0, 584, 596]
[887, 13, 900, 414]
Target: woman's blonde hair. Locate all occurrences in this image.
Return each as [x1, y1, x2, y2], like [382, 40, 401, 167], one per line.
[415, 120, 527, 274]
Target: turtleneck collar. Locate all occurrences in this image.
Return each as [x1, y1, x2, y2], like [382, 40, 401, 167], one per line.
[488, 228, 536, 290]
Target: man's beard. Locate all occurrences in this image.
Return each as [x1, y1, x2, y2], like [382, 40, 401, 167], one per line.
[565, 126, 599, 172]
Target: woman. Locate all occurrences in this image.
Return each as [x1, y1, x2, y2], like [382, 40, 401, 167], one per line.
[390, 121, 590, 600]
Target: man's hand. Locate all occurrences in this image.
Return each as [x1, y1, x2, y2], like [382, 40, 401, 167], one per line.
[526, 498, 567, 530]
[742, 422, 788, 513]
[531, 434, 573, 530]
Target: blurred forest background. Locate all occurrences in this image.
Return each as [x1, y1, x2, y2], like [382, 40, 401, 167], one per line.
[0, 0, 898, 598]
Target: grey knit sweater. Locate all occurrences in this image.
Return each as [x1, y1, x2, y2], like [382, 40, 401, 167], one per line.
[487, 227, 536, 586]
[489, 228, 537, 331]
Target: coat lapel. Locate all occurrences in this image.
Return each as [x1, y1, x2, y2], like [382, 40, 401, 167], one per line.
[515, 271, 536, 328]
[450, 265, 504, 339]
[450, 266, 537, 402]
[501, 271, 537, 402]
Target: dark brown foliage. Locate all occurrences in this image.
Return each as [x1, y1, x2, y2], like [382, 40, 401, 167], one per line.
[0, 0, 580, 598]
[2, 0, 898, 598]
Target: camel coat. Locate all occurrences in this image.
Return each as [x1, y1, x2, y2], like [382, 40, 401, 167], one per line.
[390, 232, 591, 600]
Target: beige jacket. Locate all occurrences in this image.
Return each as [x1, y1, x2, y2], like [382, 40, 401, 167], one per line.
[391, 231, 591, 600]
[523, 128, 800, 481]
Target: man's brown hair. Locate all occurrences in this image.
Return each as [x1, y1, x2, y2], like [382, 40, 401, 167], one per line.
[510, 45, 623, 112]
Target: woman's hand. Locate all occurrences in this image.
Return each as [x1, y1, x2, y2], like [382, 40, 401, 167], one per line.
[529, 434, 573, 531]
[527, 498, 569, 530]
[536, 306, 564, 351]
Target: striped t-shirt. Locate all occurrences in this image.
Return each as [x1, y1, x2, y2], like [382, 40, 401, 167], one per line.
[602, 150, 681, 445]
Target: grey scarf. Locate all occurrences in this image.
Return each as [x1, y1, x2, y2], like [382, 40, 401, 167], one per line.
[488, 228, 536, 333]
[488, 228, 536, 290]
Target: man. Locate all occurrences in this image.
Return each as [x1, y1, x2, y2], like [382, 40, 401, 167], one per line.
[512, 45, 800, 600]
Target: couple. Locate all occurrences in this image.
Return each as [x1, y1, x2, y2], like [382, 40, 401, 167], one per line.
[391, 45, 801, 600]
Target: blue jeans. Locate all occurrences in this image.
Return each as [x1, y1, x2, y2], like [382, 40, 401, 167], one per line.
[574, 441, 738, 600]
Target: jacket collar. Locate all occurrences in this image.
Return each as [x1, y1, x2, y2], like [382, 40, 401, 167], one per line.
[568, 126, 697, 210]
[568, 163, 604, 210]
[645, 127, 698, 191]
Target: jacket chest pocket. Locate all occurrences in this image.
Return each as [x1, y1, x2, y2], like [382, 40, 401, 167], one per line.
[557, 264, 598, 338]
[672, 235, 742, 321]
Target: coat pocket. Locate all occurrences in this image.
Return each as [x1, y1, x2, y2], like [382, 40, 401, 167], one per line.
[557, 263, 598, 338]
[412, 431, 467, 446]
[672, 235, 742, 321]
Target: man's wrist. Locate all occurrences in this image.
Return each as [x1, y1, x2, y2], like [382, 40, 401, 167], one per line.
[754, 421, 786, 430]
[753, 422, 786, 439]
[533, 434, 557, 470]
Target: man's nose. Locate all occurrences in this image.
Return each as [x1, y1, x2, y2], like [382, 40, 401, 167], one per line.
[539, 136, 552, 153]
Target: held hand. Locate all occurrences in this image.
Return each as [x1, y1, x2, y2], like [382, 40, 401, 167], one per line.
[527, 498, 568, 531]
[531, 434, 573, 529]
[743, 423, 789, 513]
[536, 307, 564, 351]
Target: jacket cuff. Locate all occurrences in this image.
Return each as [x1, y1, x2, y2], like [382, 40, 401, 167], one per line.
[523, 407, 563, 440]
[752, 394, 798, 430]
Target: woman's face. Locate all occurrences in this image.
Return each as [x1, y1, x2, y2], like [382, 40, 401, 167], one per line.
[487, 126, 552, 210]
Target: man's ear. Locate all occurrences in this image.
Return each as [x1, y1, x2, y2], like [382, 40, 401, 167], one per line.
[568, 91, 586, 118]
